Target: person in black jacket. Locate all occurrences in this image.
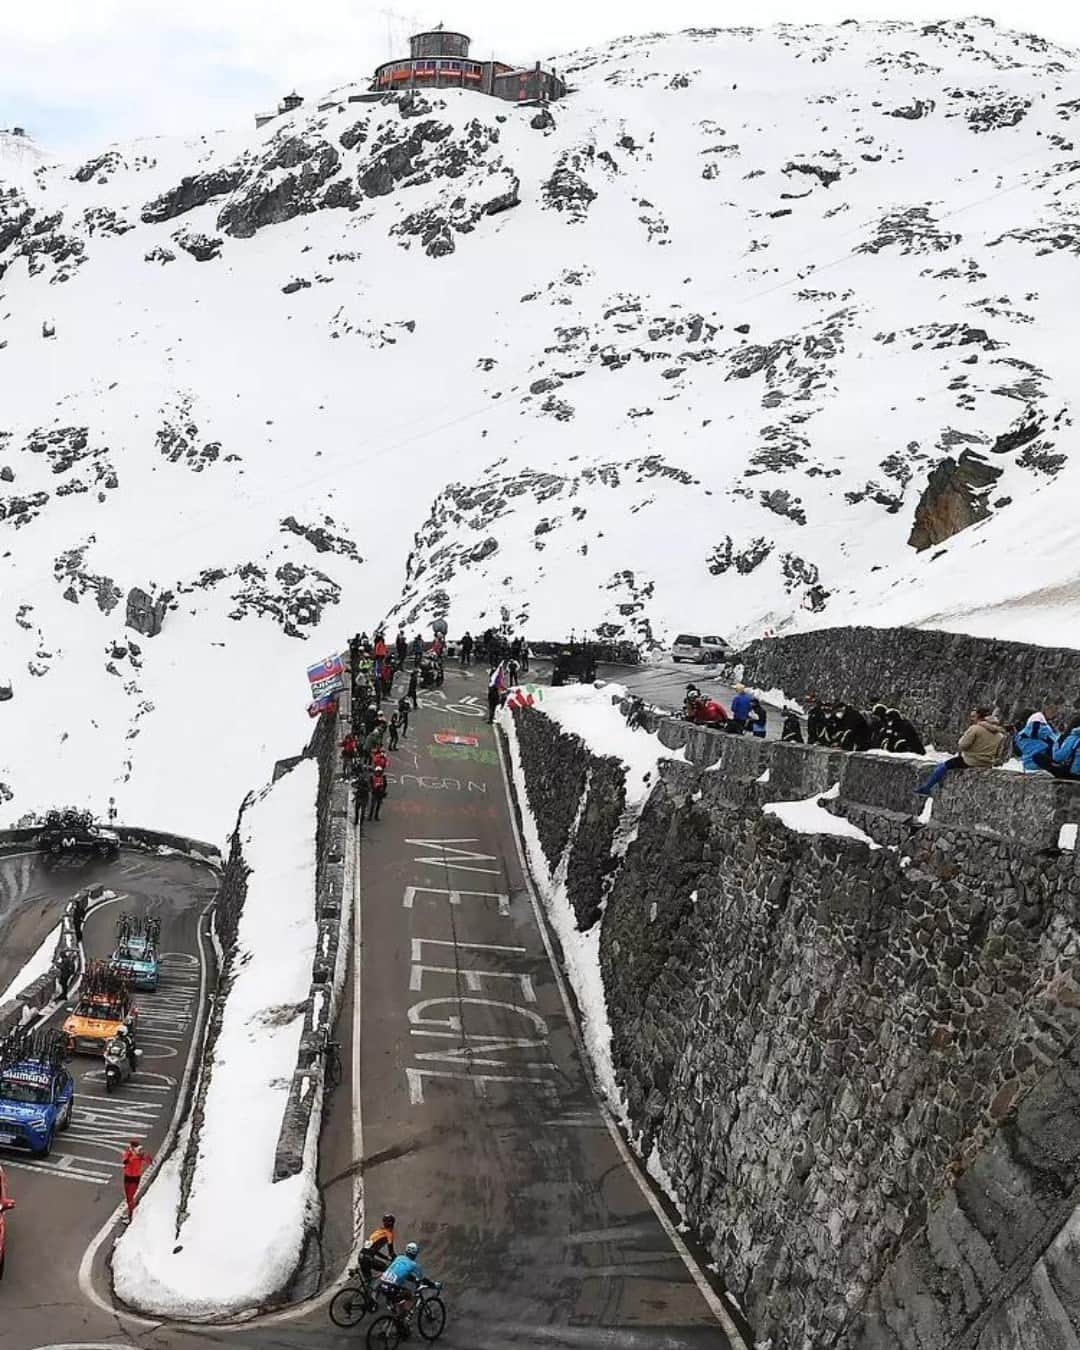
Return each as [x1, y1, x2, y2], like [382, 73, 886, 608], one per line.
[781, 709, 804, 743]
[805, 692, 829, 746]
[407, 667, 419, 710]
[828, 702, 872, 752]
[873, 704, 926, 755]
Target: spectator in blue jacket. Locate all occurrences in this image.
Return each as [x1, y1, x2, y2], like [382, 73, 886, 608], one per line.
[1052, 715, 1080, 780]
[729, 684, 753, 735]
[1014, 707, 1059, 773]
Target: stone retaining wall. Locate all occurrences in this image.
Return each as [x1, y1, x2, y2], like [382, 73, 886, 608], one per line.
[507, 699, 1080, 1350]
[273, 681, 352, 1181]
[731, 626, 1080, 748]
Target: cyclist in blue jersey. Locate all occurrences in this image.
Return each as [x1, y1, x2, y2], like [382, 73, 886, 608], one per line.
[379, 1241, 441, 1323]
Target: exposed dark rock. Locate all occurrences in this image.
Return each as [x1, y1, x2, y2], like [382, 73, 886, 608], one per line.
[217, 136, 341, 238]
[280, 515, 363, 564]
[71, 151, 123, 184]
[356, 120, 453, 198]
[784, 161, 841, 187]
[530, 108, 556, 131]
[126, 587, 171, 637]
[173, 229, 223, 261]
[908, 449, 1002, 551]
[141, 166, 247, 224]
[339, 120, 369, 151]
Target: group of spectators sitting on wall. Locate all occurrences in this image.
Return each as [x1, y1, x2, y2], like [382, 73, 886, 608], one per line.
[793, 693, 926, 755]
[678, 683, 1080, 797]
[916, 704, 1080, 795]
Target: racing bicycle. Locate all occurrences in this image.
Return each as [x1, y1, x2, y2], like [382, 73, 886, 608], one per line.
[366, 1283, 446, 1348]
[328, 1268, 378, 1328]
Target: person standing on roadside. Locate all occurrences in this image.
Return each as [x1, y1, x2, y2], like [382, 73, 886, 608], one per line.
[121, 1139, 153, 1222]
[408, 666, 419, 710]
[352, 763, 371, 829]
[397, 694, 411, 736]
[56, 948, 77, 1000]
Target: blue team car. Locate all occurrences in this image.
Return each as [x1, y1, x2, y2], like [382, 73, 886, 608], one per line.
[109, 914, 161, 991]
[0, 1029, 74, 1158]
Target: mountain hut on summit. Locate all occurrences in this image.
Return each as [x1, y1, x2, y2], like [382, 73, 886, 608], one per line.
[371, 27, 566, 104]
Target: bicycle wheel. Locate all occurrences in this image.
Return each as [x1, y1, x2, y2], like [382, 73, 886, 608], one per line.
[417, 1296, 447, 1341]
[366, 1313, 402, 1349]
[330, 1285, 368, 1328]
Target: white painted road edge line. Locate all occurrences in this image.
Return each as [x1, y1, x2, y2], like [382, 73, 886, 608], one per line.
[350, 793, 365, 1245]
[494, 726, 751, 1350]
[77, 894, 215, 1318]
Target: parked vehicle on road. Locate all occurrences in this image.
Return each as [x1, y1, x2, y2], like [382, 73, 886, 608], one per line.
[64, 963, 138, 1056]
[109, 915, 161, 991]
[36, 807, 119, 860]
[0, 1164, 14, 1278]
[551, 641, 597, 687]
[0, 1028, 74, 1158]
[670, 633, 731, 664]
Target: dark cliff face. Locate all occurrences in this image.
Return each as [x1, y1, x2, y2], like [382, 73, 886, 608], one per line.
[507, 700, 1080, 1350]
[907, 450, 1003, 551]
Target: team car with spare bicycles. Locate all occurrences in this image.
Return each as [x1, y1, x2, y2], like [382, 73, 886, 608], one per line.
[64, 962, 138, 1056]
[0, 1029, 74, 1159]
[35, 807, 120, 860]
[109, 915, 161, 991]
[670, 633, 731, 664]
[0, 1164, 14, 1279]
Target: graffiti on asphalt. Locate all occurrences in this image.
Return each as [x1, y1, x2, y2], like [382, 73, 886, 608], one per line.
[429, 745, 498, 765]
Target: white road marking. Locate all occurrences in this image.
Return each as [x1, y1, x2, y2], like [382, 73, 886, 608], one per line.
[494, 727, 750, 1350]
[409, 963, 536, 1000]
[404, 838, 501, 874]
[403, 885, 509, 914]
[406, 1066, 560, 1105]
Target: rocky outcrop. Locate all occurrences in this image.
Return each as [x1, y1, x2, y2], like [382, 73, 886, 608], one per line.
[217, 136, 341, 239]
[141, 166, 247, 224]
[125, 586, 171, 638]
[908, 450, 1003, 550]
[172, 229, 223, 261]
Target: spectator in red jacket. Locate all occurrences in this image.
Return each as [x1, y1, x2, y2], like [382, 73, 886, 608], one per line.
[121, 1139, 153, 1221]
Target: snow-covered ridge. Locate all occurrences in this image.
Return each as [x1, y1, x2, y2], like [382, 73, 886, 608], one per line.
[1, 18, 1079, 837]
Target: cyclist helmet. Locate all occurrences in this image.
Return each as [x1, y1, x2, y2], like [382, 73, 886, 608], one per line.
[405, 1242, 419, 1258]
[382, 1214, 396, 1227]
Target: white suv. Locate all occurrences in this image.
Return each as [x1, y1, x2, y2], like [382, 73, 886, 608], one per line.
[671, 633, 731, 664]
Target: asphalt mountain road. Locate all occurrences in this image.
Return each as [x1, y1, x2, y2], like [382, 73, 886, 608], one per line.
[354, 669, 732, 1348]
[1, 849, 217, 1350]
[6, 671, 734, 1350]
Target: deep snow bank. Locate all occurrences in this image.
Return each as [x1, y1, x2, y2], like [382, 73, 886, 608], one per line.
[112, 758, 319, 1317]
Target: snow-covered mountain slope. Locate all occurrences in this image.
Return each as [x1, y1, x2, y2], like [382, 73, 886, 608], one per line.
[1, 17, 1079, 836]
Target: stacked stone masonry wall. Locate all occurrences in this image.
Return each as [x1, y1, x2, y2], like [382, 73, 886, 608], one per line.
[507, 700, 1080, 1350]
[733, 626, 1080, 748]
